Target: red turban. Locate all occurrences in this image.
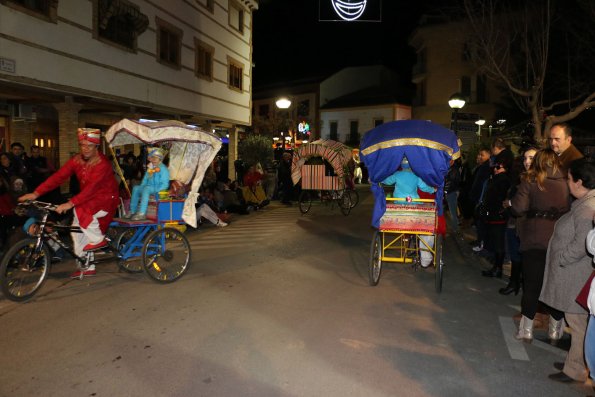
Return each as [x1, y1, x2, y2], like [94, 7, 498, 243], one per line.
[77, 128, 101, 144]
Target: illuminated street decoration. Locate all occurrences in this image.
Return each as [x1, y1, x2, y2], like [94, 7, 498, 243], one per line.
[331, 0, 367, 21]
[298, 121, 310, 135]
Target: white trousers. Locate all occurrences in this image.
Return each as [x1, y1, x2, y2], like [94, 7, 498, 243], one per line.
[419, 235, 435, 266]
[197, 204, 220, 225]
[72, 209, 107, 258]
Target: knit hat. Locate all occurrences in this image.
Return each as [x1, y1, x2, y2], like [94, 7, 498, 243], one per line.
[147, 147, 166, 160]
[77, 128, 101, 144]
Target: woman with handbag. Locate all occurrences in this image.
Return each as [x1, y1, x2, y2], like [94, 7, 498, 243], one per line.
[507, 149, 569, 344]
[539, 158, 595, 383]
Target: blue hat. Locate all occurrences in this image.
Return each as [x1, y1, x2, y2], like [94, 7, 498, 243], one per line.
[23, 217, 37, 235]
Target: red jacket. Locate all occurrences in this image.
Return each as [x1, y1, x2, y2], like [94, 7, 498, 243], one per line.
[35, 153, 119, 233]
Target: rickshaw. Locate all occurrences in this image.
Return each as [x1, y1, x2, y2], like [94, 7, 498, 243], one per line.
[0, 119, 221, 302]
[291, 139, 357, 216]
[360, 120, 460, 293]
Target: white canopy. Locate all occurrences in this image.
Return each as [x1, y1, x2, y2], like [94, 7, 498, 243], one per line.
[105, 119, 222, 228]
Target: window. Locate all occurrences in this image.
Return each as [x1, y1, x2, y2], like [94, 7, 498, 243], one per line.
[94, 0, 149, 51]
[229, 1, 244, 34]
[156, 17, 183, 68]
[476, 75, 487, 103]
[297, 100, 310, 117]
[195, 0, 214, 12]
[349, 121, 359, 143]
[1, 0, 58, 22]
[374, 118, 384, 127]
[195, 39, 214, 80]
[228, 57, 243, 91]
[329, 121, 338, 141]
[258, 104, 269, 118]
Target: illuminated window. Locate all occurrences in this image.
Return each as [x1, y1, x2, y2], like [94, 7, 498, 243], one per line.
[156, 17, 183, 69]
[227, 57, 243, 91]
[195, 39, 214, 81]
[228, 1, 244, 34]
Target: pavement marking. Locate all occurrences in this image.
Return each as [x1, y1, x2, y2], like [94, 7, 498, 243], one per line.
[533, 339, 567, 357]
[499, 316, 530, 361]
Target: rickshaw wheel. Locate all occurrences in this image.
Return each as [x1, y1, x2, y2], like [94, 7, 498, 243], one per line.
[339, 190, 352, 216]
[298, 191, 312, 214]
[434, 234, 444, 293]
[368, 230, 382, 286]
[142, 227, 191, 283]
[116, 228, 144, 273]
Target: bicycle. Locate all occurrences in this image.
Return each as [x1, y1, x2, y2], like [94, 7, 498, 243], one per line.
[0, 200, 190, 302]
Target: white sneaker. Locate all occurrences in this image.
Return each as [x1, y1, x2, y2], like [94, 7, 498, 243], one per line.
[472, 243, 484, 252]
[216, 220, 228, 227]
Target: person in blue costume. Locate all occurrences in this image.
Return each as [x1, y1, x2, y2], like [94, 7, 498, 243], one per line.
[382, 156, 437, 267]
[125, 147, 170, 221]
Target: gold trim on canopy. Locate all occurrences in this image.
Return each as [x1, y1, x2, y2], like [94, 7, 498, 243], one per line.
[361, 138, 457, 157]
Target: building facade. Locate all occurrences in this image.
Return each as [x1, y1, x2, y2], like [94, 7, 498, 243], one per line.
[409, 16, 503, 149]
[0, 0, 257, 178]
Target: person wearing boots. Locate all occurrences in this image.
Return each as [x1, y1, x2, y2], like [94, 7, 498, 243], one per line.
[125, 147, 170, 221]
[539, 158, 595, 383]
[508, 149, 569, 343]
[498, 146, 537, 295]
[480, 156, 512, 278]
[500, 146, 538, 295]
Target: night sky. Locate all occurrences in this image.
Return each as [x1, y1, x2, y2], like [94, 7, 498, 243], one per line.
[252, 0, 448, 88]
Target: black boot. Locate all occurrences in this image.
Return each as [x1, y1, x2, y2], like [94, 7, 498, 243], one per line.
[482, 253, 503, 278]
[482, 265, 503, 278]
[499, 260, 521, 295]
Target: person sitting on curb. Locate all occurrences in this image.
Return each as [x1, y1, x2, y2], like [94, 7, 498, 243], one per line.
[124, 147, 169, 221]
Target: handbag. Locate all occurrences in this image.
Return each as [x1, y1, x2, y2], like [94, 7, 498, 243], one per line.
[576, 270, 595, 310]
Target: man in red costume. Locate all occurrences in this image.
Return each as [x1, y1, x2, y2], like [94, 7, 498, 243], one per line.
[19, 128, 119, 278]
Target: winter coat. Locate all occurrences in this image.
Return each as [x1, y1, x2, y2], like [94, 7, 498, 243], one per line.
[558, 144, 583, 175]
[481, 172, 511, 223]
[539, 189, 595, 314]
[511, 167, 570, 251]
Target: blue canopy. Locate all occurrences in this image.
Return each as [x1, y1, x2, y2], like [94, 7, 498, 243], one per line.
[360, 120, 460, 229]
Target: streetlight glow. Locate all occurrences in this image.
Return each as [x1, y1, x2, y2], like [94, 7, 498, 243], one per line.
[275, 97, 292, 109]
[448, 93, 466, 110]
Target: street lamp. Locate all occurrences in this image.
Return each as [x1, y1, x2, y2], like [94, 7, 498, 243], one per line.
[448, 93, 466, 135]
[275, 97, 291, 109]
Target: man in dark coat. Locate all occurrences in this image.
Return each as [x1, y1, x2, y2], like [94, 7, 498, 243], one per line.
[549, 122, 583, 174]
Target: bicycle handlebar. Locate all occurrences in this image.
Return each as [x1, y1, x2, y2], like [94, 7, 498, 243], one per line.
[18, 200, 58, 212]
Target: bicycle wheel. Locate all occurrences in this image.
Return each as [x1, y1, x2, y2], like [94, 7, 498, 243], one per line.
[339, 190, 352, 216]
[298, 190, 312, 214]
[0, 238, 51, 302]
[142, 227, 191, 283]
[348, 189, 359, 208]
[116, 228, 144, 273]
[434, 234, 444, 293]
[368, 230, 382, 286]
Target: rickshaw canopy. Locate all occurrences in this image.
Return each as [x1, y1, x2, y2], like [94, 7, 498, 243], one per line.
[291, 139, 353, 186]
[105, 119, 222, 228]
[360, 120, 460, 229]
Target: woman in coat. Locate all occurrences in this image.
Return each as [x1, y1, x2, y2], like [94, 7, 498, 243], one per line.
[508, 149, 569, 341]
[540, 158, 595, 383]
